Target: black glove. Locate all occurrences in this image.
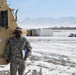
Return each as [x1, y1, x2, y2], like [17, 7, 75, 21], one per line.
[6, 60, 10, 64]
[23, 57, 27, 60]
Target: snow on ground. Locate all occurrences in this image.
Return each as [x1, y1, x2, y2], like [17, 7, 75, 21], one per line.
[0, 36, 76, 75]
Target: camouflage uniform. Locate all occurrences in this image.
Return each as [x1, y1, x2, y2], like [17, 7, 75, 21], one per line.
[4, 36, 32, 75]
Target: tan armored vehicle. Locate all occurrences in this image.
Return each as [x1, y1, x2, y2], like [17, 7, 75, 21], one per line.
[0, 0, 26, 65]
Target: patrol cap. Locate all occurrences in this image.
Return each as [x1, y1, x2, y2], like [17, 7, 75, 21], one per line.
[15, 27, 22, 31]
[13, 27, 27, 34]
[13, 27, 22, 34]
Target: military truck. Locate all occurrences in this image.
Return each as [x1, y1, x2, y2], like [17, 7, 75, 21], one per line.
[0, 0, 26, 65]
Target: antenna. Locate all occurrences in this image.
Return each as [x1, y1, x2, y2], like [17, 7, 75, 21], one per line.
[15, 9, 19, 22]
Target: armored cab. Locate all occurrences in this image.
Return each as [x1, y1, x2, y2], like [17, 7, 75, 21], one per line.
[0, 0, 26, 65]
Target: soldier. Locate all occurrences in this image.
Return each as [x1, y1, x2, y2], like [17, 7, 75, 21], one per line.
[4, 27, 32, 75]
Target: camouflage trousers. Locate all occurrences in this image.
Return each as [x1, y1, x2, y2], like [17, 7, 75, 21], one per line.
[10, 60, 26, 75]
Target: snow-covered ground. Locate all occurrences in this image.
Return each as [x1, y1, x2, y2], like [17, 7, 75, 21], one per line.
[0, 36, 76, 75]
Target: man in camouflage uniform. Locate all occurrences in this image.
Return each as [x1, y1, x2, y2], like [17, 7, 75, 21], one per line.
[4, 27, 32, 75]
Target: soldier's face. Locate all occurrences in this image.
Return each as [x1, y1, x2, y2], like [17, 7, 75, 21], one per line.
[15, 30, 22, 36]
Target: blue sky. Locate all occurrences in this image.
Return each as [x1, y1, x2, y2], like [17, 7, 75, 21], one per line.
[7, 0, 76, 20]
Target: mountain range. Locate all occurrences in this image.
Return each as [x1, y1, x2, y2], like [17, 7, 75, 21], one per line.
[18, 17, 76, 28]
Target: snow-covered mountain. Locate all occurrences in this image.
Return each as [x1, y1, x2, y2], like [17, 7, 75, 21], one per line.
[18, 17, 76, 28]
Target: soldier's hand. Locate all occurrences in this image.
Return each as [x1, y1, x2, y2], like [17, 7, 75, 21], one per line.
[6, 60, 10, 64]
[23, 57, 27, 60]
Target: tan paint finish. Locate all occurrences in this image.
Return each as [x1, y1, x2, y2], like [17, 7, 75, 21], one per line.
[0, 0, 27, 65]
